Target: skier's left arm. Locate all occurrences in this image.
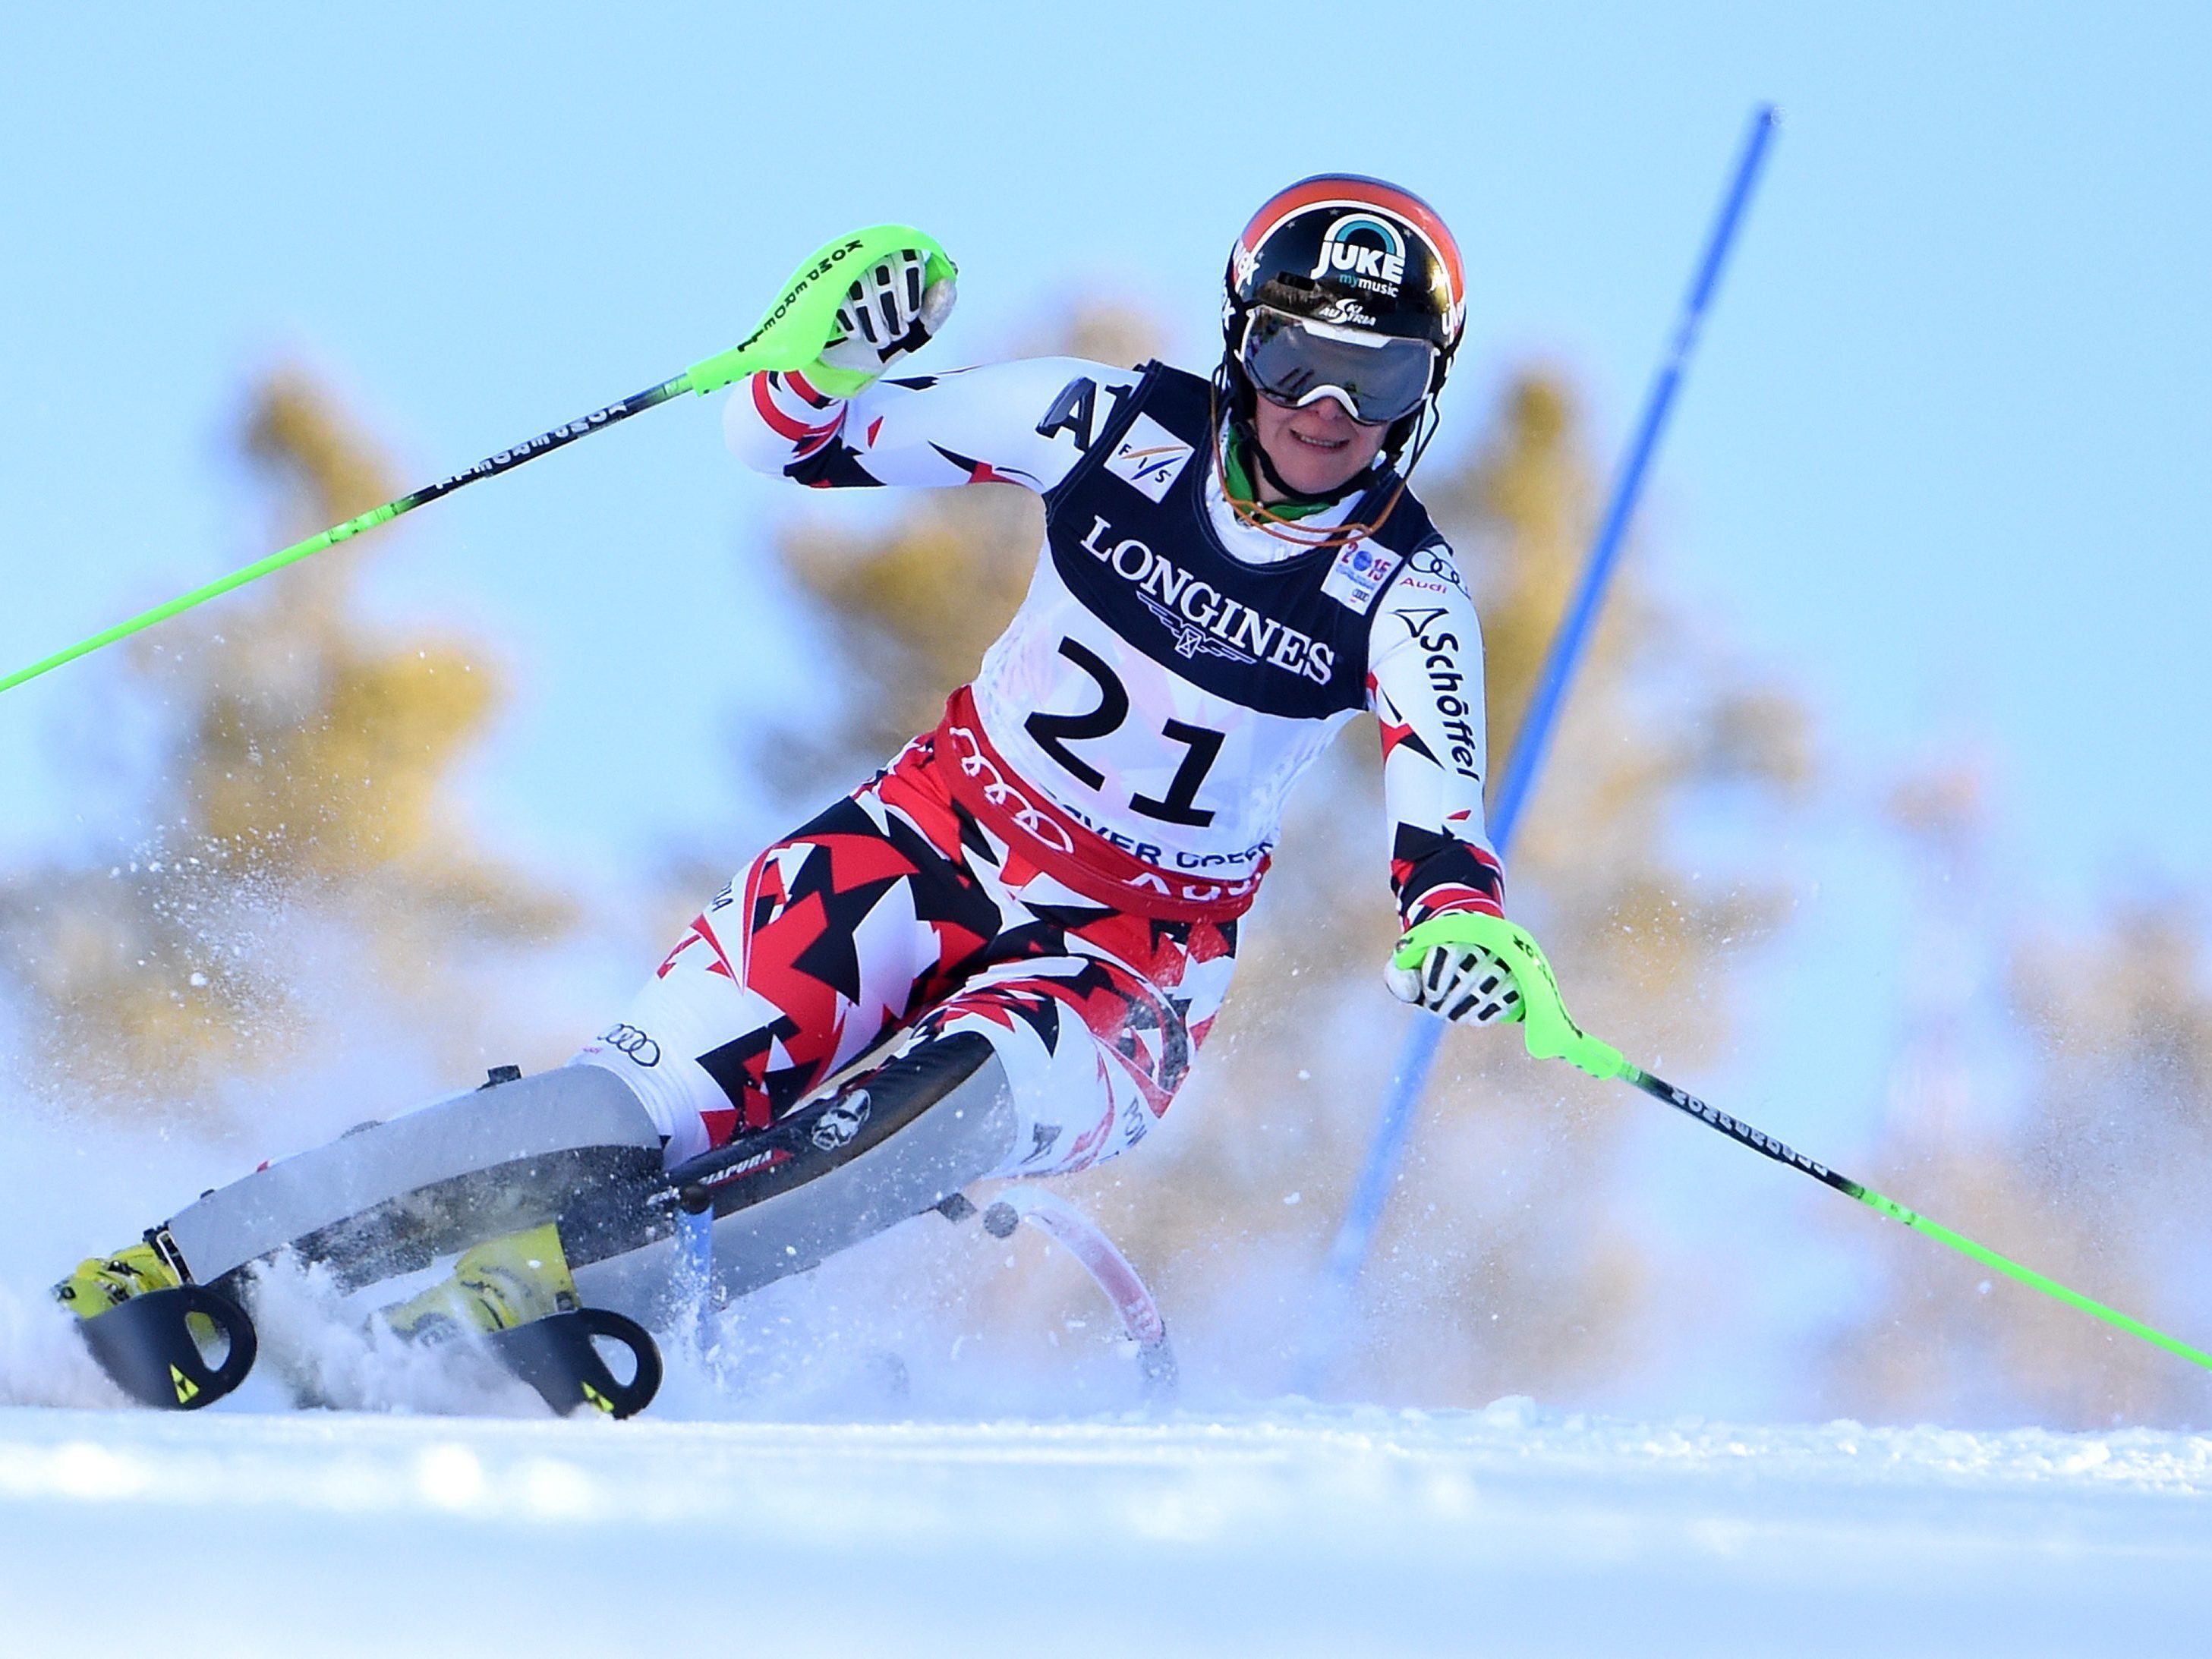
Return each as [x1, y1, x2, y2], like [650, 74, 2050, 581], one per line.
[1367, 548, 1527, 1028]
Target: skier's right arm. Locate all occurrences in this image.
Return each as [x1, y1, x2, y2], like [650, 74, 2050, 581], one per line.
[726, 356, 1140, 493]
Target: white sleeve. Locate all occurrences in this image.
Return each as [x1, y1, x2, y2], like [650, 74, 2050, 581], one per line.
[1366, 546, 1506, 925]
[724, 356, 1143, 495]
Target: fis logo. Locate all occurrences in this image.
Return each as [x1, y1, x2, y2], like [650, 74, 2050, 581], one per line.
[1103, 413, 1193, 502]
[1309, 212, 1407, 291]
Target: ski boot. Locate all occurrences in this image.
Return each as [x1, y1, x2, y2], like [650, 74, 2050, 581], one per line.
[381, 1221, 661, 1418]
[55, 1239, 181, 1316]
[382, 1220, 581, 1341]
[54, 1232, 258, 1410]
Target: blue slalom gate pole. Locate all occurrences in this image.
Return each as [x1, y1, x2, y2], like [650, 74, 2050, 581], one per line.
[1297, 105, 1781, 1392]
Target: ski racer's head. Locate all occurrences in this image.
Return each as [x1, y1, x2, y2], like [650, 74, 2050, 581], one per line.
[1221, 174, 1466, 504]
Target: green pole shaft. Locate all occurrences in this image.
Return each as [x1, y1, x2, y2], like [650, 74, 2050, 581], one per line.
[5, 223, 953, 698]
[1849, 1182, 2212, 1370]
[0, 373, 692, 697]
[1623, 1065, 2212, 1373]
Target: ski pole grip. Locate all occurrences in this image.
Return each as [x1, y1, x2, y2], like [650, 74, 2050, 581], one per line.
[685, 224, 956, 395]
[1393, 912, 1628, 1081]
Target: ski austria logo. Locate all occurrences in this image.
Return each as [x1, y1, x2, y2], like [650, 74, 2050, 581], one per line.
[1308, 212, 1407, 294]
[1309, 294, 1379, 327]
[1103, 413, 1194, 502]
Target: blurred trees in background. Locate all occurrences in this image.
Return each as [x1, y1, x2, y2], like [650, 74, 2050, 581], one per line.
[1829, 769, 2212, 1428]
[762, 310, 1814, 1405]
[0, 370, 566, 1116]
[3, 315, 2201, 1428]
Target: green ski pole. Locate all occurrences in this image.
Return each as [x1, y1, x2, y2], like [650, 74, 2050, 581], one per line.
[2, 226, 953, 697]
[1394, 912, 2212, 1374]
[1617, 1064, 2212, 1370]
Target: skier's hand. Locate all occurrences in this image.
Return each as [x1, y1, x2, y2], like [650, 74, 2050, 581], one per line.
[811, 246, 957, 395]
[1385, 912, 1524, 1026]
[1389, 911, 1629, 1080]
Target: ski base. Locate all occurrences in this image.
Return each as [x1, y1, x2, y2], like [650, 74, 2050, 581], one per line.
[78, 1284, 259, 1410]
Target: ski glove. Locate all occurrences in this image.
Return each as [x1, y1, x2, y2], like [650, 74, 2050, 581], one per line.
[811, 247, 957, 396]
[1386, 912, 1524, 1026]
[1388, 912, 1629, 1081]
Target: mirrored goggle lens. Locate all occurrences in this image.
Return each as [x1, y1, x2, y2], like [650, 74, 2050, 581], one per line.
[1240, 311, 1435, 425]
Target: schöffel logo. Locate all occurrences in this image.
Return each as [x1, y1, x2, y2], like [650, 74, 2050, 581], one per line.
[1390, 604, 1481, 781]
[1309, 212, 1407, 293]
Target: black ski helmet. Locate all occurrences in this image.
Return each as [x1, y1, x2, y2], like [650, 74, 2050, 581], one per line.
[1221, 174, 1467, 457]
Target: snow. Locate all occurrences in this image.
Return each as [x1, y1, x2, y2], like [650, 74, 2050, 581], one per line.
[3, 1394, 2207, 1656]
[4, 1096, 2207, 1653]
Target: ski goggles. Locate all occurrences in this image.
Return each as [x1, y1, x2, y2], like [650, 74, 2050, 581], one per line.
[1237, 308, 1437, 427]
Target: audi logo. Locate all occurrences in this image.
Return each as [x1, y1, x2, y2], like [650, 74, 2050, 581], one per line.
[950, 726, 1078, 855]
[599, 1024, 662, 1067]
[1010, 804, 1077, 855]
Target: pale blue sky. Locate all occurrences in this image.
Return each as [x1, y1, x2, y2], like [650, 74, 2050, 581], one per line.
[5, 4, 2210, 1418]
[6, 5, 2206, 905]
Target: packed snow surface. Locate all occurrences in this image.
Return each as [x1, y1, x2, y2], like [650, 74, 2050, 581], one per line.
[2, 1396, 2207, 1657]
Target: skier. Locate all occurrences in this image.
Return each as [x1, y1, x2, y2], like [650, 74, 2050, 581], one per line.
[55, 175, 1535, 1402]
